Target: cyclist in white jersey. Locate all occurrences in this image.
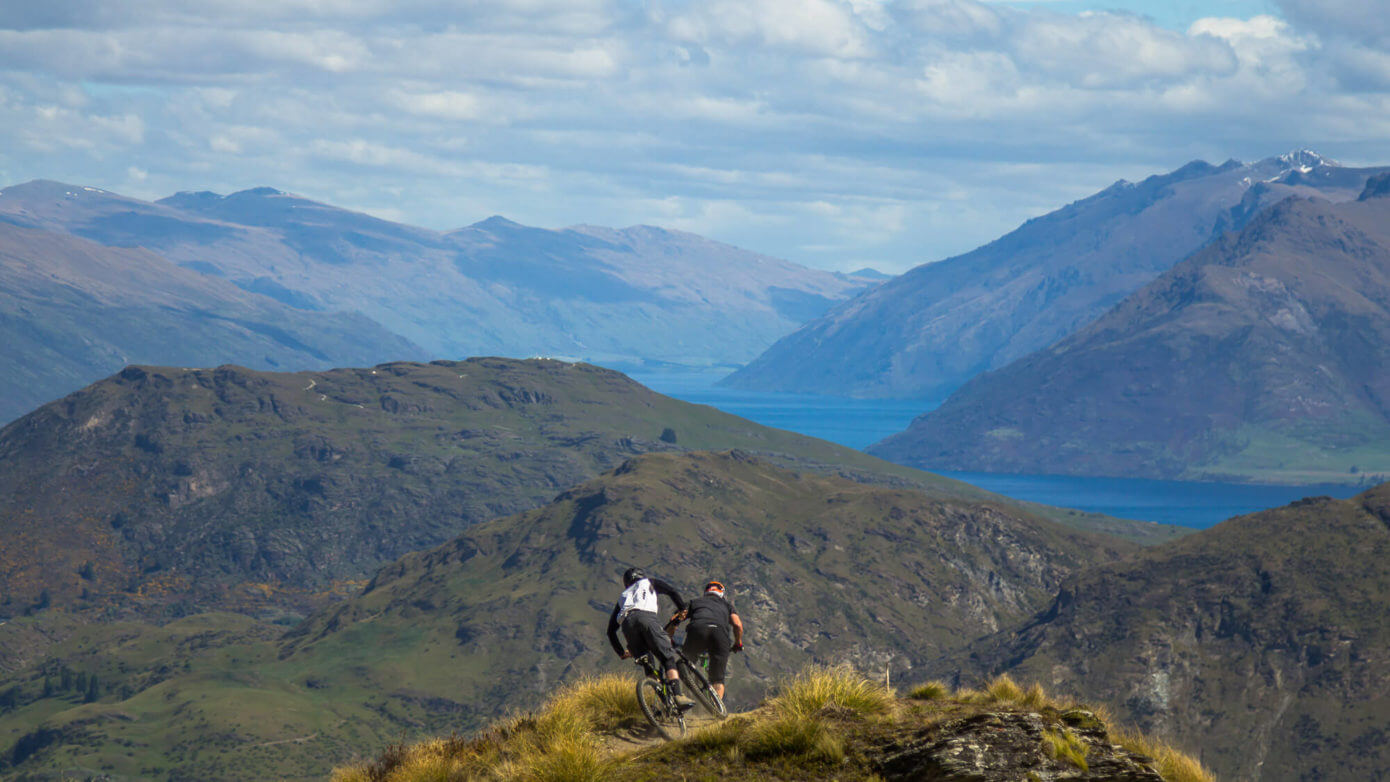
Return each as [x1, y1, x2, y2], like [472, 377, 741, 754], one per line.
[606, 567, 694, 709]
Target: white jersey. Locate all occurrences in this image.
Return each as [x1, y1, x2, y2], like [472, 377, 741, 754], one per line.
[616, 578, 659, 623]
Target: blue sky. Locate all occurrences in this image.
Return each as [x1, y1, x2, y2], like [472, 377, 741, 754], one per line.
[2, 0, 1388, 273]
[998, 1, 1280, 30]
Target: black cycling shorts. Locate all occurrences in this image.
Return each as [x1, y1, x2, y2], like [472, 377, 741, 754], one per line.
[621, 610, 679, 673]
[682, 622, 732, 684]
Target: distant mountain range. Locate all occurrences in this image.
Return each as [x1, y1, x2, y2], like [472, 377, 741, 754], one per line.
[930, 484, 1390, 782]
[0, 180, 879, 421]
[725, 151, 1389, 400]
[872, 175, 1390, 484]
[0, 219, 422, 423]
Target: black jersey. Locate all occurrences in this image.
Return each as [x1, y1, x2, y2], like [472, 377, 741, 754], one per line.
[687, 593, 736, 627]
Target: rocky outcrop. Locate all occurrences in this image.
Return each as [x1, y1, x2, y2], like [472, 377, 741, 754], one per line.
[876, 711, 1163, 781]
[931, 484, 1390, 782]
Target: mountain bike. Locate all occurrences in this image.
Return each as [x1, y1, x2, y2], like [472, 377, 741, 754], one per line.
[663, 614, 728, 720]
[674, 648, 727, 719]
[634, 654, 687, 740]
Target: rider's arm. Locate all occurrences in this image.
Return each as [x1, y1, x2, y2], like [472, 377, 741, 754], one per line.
[649, 577, 687, 612]
[606, 602, 626, 657]
[730, 612, 744, 646]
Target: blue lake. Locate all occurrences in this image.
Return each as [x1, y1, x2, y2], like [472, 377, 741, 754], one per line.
[630, 371, 1363, 529]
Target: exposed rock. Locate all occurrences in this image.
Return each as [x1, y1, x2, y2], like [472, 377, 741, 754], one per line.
[932, 483, 1390, 782]
[876, 711, 1163, 781]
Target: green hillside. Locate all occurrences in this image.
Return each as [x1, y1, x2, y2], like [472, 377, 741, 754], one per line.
[0, 451, 1138, 780]
[0, 357, 1173, 620]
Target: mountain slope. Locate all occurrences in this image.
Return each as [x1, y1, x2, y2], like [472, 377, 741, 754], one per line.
[0, 357, 1164, 620]
[0, 180, 877, 376]
[0, 451, 1139, 779]
[0, 220, 421, 422]
[928, 483, 1390, 782]
[873, 179, 1390, 483]
[726, 151, 1388, 399]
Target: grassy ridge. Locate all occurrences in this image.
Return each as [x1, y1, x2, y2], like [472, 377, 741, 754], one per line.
[334, 666, 1214, 782]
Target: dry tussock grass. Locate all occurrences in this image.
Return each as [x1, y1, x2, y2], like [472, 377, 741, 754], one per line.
[331, 675, 633, 782]
[770, 664, 894, 717]
[334, 667, 1218, 782]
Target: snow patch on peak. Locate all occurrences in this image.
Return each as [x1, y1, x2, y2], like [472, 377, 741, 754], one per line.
[1277, 149, 1337, 171]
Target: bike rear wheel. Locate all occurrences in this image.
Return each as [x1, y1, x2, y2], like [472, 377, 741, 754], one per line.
[677, 656, 727, 719]
[636, 678, 686, 739]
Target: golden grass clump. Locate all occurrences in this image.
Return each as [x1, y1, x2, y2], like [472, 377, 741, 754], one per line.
[985, 674, 1025, 703]
[770, 664, 893, 718]
[331, 677, 635, 782]
[546, 675, 644, 733]
[1020, 682, 1047, 709]
[907, 680, 950, 701]
[1042, 727, 1089, 771]
[518, 739, 610, 782]
[742, 712, 846, 763]
[330, 767, 370, 782]
[1112, 728, 1218, 782]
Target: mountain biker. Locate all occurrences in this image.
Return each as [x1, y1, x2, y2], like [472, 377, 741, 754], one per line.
[606, 567, 695, 710]
[680, 580, 743, 699]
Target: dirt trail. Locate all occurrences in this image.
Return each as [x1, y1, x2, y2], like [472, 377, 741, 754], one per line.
[599, 710, 747, 757]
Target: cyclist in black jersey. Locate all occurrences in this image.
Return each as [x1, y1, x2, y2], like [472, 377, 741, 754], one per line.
[680, 580, 743, 699]
[606, 567, 695, 709]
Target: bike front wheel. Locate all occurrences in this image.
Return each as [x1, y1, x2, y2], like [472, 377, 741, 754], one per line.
[636, 678, 686, 740]
[677, 657, 727, 719]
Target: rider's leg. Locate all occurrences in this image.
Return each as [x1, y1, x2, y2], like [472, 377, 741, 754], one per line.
[713, 682, 724, 698]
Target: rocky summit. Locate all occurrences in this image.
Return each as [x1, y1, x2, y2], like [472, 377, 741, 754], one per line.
[929, 483, 1390, 782]
[873, 177, 1390, 484]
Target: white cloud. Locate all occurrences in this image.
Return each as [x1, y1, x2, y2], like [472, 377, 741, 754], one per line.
[0, 0, 1387, 273]
[1013, 11, 1237, 87]
[390, 90, 486, 121]
[663, 0, 872, 58]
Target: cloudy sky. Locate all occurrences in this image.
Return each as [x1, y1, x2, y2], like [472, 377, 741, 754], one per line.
[2, 0, 1388, 273]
